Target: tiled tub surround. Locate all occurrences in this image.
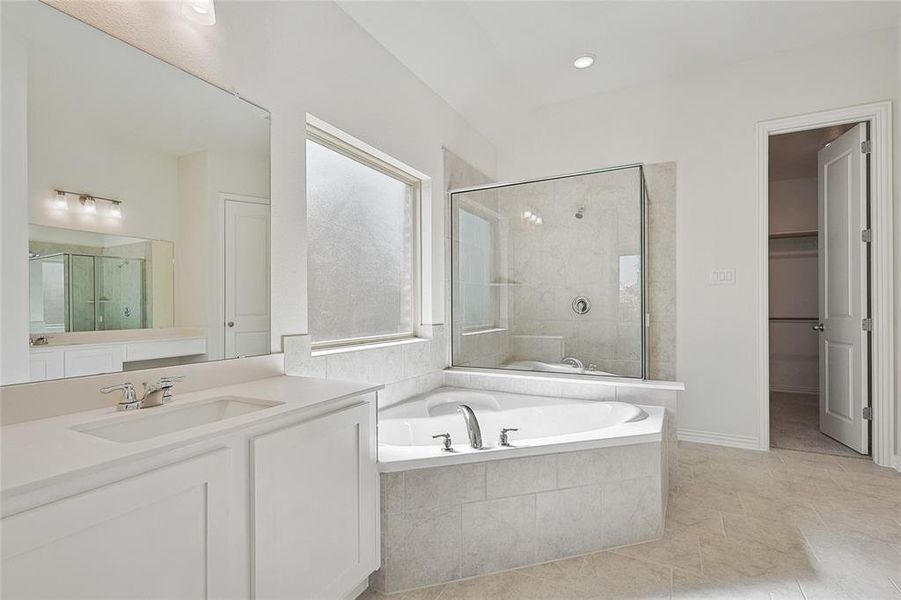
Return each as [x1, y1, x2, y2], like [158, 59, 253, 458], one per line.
[371, 387, 668, 593]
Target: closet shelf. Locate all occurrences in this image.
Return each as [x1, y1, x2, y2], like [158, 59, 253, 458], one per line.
[769, 230, 818, 239]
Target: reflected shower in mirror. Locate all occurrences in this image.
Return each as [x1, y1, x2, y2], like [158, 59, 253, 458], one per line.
[1, 2, 270, 384]
[451, 165, 646, 379]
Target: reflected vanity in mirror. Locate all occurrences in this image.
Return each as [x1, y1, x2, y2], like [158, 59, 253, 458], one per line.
[450, 165, 647, 379]
[1, 2, 271, 384]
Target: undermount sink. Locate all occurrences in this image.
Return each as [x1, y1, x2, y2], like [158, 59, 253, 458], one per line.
[72, 396, 283, 443]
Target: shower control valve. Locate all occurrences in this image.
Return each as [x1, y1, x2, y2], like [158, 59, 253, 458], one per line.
[432, 433, 454, 452]
[499, 428, 519, 447]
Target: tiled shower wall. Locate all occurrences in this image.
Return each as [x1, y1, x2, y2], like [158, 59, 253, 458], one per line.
[450, 160, 676, 380]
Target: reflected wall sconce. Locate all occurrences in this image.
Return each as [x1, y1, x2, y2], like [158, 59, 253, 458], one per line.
[181, 0, 216, 26]
[522, 209, 542, 226]
[54, 189, 123, 219]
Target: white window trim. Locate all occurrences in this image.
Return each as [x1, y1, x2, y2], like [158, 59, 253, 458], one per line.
[306, 118, 424, 351]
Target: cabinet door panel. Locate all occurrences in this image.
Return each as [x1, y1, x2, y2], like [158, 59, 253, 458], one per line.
[252, 401, 376, 600]
[2, 449, 233, 599]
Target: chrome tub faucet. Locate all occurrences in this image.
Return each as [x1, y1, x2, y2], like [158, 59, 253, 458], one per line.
[457, 404, 483, 449]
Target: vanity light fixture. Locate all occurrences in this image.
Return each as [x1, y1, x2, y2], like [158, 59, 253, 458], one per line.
[79, 195, 97, 214]
[55, 190, 123, 217]
[181, 0, 216, 26]
[52, 190, 68, 210]
[573, 55, 595, 69]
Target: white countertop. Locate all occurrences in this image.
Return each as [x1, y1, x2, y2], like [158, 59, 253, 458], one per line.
[1, 375, 381, 498]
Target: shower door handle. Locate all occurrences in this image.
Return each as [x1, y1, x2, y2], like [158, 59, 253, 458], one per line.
[227, 321, 235, 328]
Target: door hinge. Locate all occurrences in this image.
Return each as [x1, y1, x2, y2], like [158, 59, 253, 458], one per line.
[862, 318, 872, 332]
[861, 140, 872, 154]
[862, 406, 873, 420]
[861, 228, 872, 243]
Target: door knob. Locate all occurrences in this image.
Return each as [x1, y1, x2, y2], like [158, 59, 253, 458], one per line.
[227, 321, 235, 328]
[812, 323, 824, 332]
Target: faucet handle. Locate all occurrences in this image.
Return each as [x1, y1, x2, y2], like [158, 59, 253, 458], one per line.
[100, 383, 140, 410]
[432, 433, 454, 452]
[157, 375, 184, 403]
[499, 427, 519, 447]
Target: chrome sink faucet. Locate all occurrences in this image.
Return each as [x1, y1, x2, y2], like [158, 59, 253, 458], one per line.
[561, 356, 584, 369]
[457, 405, 483, 449]
[101, 376, 184, 411]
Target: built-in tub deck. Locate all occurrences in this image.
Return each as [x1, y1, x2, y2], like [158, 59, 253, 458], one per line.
[372, 386, 671, 594]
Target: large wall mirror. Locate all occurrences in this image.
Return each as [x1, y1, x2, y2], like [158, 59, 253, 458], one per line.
[1, 2, 271, 384]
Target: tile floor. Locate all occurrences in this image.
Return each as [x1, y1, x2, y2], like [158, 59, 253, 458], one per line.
[360, 441, 901, 599]
[769, 392, 864, 458]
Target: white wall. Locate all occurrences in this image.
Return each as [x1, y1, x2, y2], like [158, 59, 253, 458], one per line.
[0, 16, 31, 384]
[27, 104, 179, 242]
[496, 28, 899, 445]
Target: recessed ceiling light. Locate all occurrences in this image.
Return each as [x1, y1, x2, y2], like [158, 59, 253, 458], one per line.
[180, 0, 216, 26]
[573, 55, 595, 70]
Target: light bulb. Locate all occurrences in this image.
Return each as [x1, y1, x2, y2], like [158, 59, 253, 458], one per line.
[80, 196, 96, 214]
[109, 201, 123, 219]
[573, 55, 595, 69]
[535, 217, 543, 225]
[523, 210, 532, 219]
[180, 0, 216, 25]
[52, 190, 68, 210]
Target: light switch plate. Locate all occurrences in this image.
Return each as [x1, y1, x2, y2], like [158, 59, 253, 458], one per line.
[709, 269, 736, 285]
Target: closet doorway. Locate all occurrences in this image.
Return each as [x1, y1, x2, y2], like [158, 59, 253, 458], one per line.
[767, 123, 870, 457]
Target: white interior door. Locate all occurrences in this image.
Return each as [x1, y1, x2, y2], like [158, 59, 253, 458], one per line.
[816, 123, 869, 454]
[224, 199, 270, 359]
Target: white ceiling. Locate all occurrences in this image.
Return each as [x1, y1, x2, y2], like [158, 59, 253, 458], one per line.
[338, 1, 900, 144]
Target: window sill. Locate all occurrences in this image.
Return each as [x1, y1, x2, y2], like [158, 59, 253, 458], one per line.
[311, 336, 429, 357]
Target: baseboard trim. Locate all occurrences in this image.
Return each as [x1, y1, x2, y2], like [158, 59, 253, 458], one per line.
[678, 429, 761, 450]
[769, 385, 818, 395]
[893, 456, 901, 473]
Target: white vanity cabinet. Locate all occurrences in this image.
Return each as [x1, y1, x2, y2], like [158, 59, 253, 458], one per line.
[252, 402, 378, 599]
[1, 389, 379, 600]
[1, 449, 234, 599]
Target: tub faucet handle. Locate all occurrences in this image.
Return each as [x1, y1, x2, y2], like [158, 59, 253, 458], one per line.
[432, 433, 454, 452]
[499, 427, 519, 447]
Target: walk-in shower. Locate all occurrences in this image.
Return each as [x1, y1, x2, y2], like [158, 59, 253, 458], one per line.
[29, 252, 147, 332]
[450, 164, 647, 379]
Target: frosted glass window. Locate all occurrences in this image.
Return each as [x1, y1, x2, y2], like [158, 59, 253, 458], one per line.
[458, 210, 495, 329]
[306, 137, 416, 345]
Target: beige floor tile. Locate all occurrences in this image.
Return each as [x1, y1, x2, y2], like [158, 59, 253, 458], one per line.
[358, 584, 446, 600]
[801, 525, 901, 580]
[672, 569, 805, 599]
[774, 448, 845, 472]
[720, 512, 810, 552]
[436, 570, 575, 600]
[835, 455, 901, 479]
[664, 501, 726, 536]
[698, 535, 817, 581]
[671, 481, 744, 515]
[611, 525, 705, 575]
[811, 504, 901, 545]
[515, 555, 586, 582]
[564, 551, 672, 599]
[797, 572, 901, 600]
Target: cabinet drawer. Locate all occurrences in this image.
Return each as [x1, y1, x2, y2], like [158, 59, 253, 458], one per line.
[29, 349, 64, 382]
[63, 345, 124, 377]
